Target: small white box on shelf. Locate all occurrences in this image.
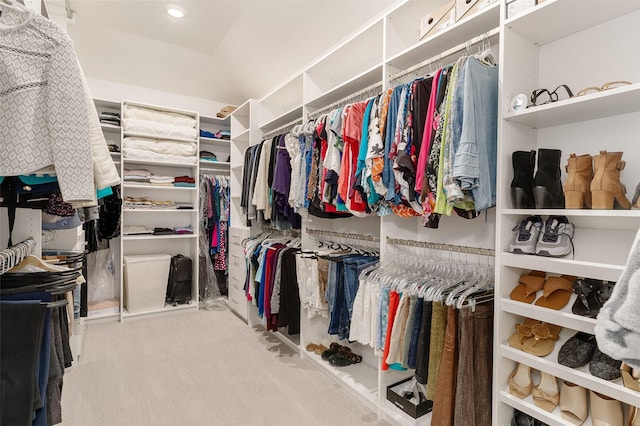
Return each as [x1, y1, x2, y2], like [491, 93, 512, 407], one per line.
[123, 254, 171, 313]
[456, 0, 478, 21]
[506, 0, 537, 19]
[419, 1, 456, 40]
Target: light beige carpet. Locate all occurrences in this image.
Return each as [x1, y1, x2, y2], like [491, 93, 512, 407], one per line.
[61, 307, 388, 426]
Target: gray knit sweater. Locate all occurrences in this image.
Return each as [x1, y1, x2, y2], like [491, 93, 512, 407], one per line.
[0, 5, 94, 205]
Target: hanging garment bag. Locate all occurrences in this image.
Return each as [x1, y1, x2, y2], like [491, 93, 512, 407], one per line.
[166, 255, 192, 305]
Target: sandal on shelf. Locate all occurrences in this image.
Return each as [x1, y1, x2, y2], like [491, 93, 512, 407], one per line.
[571, 279, 602, 317]
[321, 342, 350, 361]
[329, 350, 362, 367]
[313, 344, 328, 355]
[559, 381, 588, 425]
[557, 332, 597, 368]
[511, 409, 549, 426]
[508, 363, 533, 399]
[522, 323, 562, 357]
[528, 84, 574, 107]
[589, 347, 622, 380]
[510, 271, 546, 303]
[589, 390, 624, 426]
[534, 275, 576, 310]
[532, 372, 559, 412]
[305, 343, 319, 352]
[621, 362, 640, 392]
[575, 80, 632, 97]
[508, 318, 542, 350]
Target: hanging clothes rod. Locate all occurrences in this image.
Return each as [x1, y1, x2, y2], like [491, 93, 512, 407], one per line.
[386, 237, 495, 257]
[261, 223, 301, 237]
[262, 117, 303, 139]
[306, 228, 380, 243]
[0, 237, 36, 275]
[200, 167, 230, 174]
[389, 28, 500, 82]
[308, 81, 383, 120]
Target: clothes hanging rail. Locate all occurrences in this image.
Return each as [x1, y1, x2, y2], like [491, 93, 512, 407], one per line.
[261, 223, 301, 237]
[0, 237, 36, 275]
[306, 228, 380, 243]
[262, 117, 303, 139]
[389, 28, 500, 83]
[307, 81, 383, 120]
[200, 166, 231, 174]
[386, 237, 495, 257]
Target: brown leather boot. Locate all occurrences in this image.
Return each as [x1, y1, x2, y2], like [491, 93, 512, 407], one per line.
[564, 154, 593, 209]
[590, 151, 631, 209]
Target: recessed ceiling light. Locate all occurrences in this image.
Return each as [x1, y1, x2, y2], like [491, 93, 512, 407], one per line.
[167, 7, 184, 18]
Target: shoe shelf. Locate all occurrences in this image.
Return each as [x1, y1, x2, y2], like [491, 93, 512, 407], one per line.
[122, 131, 198, 144]
[502, 253, 624, 283]
[301, 350, 379, 411]
[101, 123, 121, 133]
[502, 209, 640, 231]
[503, 83, 640, 129]
[501, 336, 640, 407]
[122, 234, 196, 241]
[120, 158, 198, 168]
[499, 389, 594, 426]
[503, 0, 640, 46]
[199, 136, 230, 146]
[122, 184, 197, 191]
[501, 298, 597, 336]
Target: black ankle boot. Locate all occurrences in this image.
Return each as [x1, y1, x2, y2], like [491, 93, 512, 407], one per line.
[510, 150, 536, 208]
[533, 148, 565, 209]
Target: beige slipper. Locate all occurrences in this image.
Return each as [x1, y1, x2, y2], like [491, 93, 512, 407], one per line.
[508, 363, 532, 399]
[589, 390, 623, 426]
[532, 372, 559, 412]
[559, 381, 588, 425]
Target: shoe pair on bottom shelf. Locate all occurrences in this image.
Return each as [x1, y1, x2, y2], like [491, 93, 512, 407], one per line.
[559, 380, 637, 426]
[509, 215, 575, 258]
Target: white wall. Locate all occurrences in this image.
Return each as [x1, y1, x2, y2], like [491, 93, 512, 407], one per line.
[85, 77, 229, 118]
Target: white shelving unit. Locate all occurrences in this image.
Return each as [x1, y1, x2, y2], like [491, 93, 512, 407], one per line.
[495, 1, 640, 425]
[116, 100, 202, 321]
[224, 0, 640, 424]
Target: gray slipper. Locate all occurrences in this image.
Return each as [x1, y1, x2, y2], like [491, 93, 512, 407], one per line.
[558, 332, 597, 368]
[589, 347, 622, 380]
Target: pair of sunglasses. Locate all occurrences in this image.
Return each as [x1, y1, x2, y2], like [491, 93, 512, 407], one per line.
[529, 84, 574, 107]
[576, 80, 632, 97]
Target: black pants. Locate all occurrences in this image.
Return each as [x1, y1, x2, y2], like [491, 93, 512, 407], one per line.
[0, 300, 48, 426]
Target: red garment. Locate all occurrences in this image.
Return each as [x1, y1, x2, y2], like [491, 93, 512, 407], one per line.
[174, 175, 195, 183]
[338, 102, 368, 214]
[381, 290, 401, 371]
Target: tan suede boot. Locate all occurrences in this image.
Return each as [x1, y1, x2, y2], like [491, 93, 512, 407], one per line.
[590, 151, 631, 209]
[564, 153, 593, 209]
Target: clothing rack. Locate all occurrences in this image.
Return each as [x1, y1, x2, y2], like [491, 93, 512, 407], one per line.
[0, 237, 36, 275]
[200, 167, 230, 174]
[306, 228, 380, 243]
[307, 81, 383, 119]
[261, 223, 301, 237]
[389, 28, 499, 82]
[262, 117, 303, 139]
[386, 237, 495, 257]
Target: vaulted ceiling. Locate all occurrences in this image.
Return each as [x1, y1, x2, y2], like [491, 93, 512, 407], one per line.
[58, 0, 399, 105]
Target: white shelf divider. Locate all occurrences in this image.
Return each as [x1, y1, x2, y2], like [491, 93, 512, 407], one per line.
[501, 253, 624, 282]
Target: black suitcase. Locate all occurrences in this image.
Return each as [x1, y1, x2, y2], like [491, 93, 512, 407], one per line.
[166, 254, 192, 305]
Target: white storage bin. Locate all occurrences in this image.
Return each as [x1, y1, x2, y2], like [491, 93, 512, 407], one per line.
[123, 254, 171, 313]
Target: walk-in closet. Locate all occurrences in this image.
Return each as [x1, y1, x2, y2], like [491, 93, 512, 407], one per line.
[1, 0, 639, 425]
